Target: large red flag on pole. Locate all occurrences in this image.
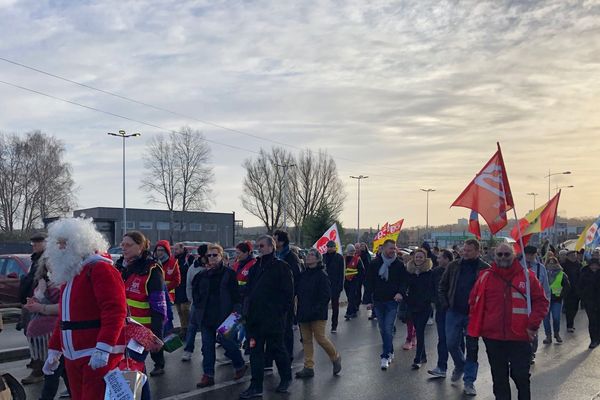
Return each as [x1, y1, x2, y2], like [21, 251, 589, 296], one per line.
[451, 143, 514, 234]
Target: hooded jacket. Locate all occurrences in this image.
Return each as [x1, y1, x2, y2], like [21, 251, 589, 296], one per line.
[154, 240, 181, 302]
[296, 262, 331, 323]
[405, 258, 436, 313]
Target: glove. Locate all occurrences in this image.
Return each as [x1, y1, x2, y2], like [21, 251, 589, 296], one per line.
[88, 348, 110, 370]
[43, 349, 62, 375]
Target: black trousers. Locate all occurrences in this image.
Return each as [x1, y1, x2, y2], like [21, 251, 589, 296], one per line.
[586, 306, 600, 343]
[151, 349, 165, 368]
[344, 280, 361, 316]
[483, 338, 531, 400]
[284, 311, 294, 362]
[564, 293, 580, 329]
[331, 295, 340, 330]
[249, 331, 292, 390]
[40, 356, 70, 400]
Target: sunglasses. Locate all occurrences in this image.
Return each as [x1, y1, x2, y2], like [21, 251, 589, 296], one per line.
[496, 252, 512, 258]
[207, 253, 220, 258]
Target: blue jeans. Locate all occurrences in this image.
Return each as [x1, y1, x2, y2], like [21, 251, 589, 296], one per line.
[544, 301, 562, 337]
[374, 301, 398, 359]
[445, 310, 478, 384]
[435, 309, 448, 371]
[200, 325, 245, 377]
[184, 305, 199, 352]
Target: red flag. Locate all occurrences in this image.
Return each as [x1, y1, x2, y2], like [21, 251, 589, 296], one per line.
[451, 143, 514, 234]
[469, 210, 482, 239]
[511, 191, 561, 251]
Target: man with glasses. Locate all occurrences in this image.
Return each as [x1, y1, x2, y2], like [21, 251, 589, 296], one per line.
[240, 235, 294, 399]
[363, 239, 408, 370]
[439, 239, 489, 396]
[468, 243, 548, 400]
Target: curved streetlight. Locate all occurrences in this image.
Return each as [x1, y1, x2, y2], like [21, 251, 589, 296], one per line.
[544, 170, 571, 202]
[526, 192, 539, 210]
[108, 130, 141, 240]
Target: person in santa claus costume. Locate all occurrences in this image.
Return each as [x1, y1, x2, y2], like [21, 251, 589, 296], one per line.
[42, 218, 127, 400]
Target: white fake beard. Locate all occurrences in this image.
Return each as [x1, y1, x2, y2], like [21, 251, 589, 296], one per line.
[46, 248, 85, 284]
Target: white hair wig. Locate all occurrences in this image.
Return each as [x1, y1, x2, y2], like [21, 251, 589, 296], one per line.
[45, 217, 109, 284]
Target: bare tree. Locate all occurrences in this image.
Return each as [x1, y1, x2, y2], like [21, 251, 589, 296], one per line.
[0, 131, 75, 232]
[241, 147, 294, 233]
[141, 127, 214, 241]
[287, 149, 346, 245]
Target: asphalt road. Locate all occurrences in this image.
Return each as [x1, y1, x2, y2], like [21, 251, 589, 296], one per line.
[2, 305, 600, 399]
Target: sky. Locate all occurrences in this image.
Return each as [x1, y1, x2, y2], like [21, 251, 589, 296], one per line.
[1, 0, 599, 231]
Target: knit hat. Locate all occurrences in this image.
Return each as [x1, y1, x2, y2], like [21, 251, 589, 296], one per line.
[346, 244, 356, 254]
[326, 240, 336, 248]
[308, 248, 323, 262]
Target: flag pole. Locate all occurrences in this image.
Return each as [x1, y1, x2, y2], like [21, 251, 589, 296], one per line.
[512, 207, 532, 315]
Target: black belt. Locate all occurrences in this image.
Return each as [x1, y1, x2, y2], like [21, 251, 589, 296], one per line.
[60, 319, 101, 330]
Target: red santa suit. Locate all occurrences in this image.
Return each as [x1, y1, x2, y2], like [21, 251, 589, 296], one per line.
[48, 254, 127, 400]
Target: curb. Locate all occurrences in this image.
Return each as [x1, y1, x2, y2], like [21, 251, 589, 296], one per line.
[0, 347, 30, 364]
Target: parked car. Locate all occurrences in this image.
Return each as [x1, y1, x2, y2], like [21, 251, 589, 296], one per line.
[0, 254, 31, 308]
[108, 246, 123, 262]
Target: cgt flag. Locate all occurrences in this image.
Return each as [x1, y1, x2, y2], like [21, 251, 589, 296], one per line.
[373, 219, 404, 253]
[451, 143, 514, 234]
[469, 210, 482, 239]
[313, 223, 343, 255]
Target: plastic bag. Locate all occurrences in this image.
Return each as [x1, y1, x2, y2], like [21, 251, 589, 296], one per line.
[217, 312, 242, 339]
[104, 368, 146, 400]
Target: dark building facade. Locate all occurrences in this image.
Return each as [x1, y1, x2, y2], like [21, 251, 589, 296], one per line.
[72, 207, 235, 247]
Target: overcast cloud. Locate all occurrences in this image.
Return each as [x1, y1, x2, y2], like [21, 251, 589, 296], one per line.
[1, 0, 599, 231]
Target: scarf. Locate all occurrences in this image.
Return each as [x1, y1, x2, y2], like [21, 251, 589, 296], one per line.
[379, 253, 397, 281]
[277, 244, 290, 260]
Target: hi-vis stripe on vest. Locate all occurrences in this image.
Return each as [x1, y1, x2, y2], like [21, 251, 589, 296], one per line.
[125, 264, 162, 327]
[550, 271, 564, 297]
[345, 256, 361, 281]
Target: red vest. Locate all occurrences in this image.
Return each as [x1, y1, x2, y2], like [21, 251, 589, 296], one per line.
[163, 257, 180, 303]
[233, 258, 256, 286]
[125, 264, 162, 328]
[345, 255, 361, 281]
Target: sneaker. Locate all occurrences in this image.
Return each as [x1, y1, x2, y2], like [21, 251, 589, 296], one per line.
[450, 368, 463, 382]
[149, 367, 165, 377]
[239, 386, 263, 399]
[331, 328, 337, 334]
[411, 363, 421, 370]
[295, 368, 315, 379]
[275, 379, 291, 393]
[196, 375, 215, 388]
[181, 351, 192, 361]
[554, 334, 563, 344]
[388, 352, 395, 363]
[464, 382, 477, 396]
[332, 355, 342, 375]
[567, 327, 575, 333]
[427, 367, 447, 378]
[402, 340, 413, 350]
[380, 357, 390, 370]
[234, 365, 248, 380]
[543, 336, 552, 344]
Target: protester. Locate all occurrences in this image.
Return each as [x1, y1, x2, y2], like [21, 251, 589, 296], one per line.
[153, 240, 180, 337]
[182, 244, 208, 361]
[232, 241, 257, 352]
[523, 245, 550, 364]
[578, 258, 600, 349]
[543, 257, 570, 344]
[344, 244, 365, 320]
[358, 243, 374, 320]
[43, 218, 127, 400]
[121, 230, 166, 398]
[405, 248, 436, 370]
[468, 243, 549, 400]
[563, 250, 582, 332]
[439, 239, 489, 396]
[240, 235, 293, 399]
[363, 239, 408, 370]
[274, 230, 301, 360]
[295, 248, 342, 379]
[173, 243, 195, 339]
[191, 244, 246, 388]
[21, 257, 60, 386]
[18, 233, 46, 342]
[323, 240, 345, 333]
[428, 249, 454, 378]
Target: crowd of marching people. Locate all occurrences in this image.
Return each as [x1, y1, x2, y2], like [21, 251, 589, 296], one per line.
[11, 216, 600, 399]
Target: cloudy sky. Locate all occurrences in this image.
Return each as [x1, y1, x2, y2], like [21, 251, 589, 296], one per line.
[1, 0, 599, 231]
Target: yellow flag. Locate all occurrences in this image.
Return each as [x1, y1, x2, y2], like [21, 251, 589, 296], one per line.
[576, 222, 593, 251]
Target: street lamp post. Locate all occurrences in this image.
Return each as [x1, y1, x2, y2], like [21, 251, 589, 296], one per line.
[544, 170, 571, 202]
[274, 162, 296, 229]
[526, 192, 539, 210]
[350, 175, 369, 242]
[420, 188, 435, 240]
[108, 130, 141, 240]
[555, 185, 574, 194]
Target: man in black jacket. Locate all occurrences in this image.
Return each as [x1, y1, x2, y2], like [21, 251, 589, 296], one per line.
[563, 250, 582, 332]
[363, 239, 408, 370]
[323, 240, 345, 333]
[240, 235, 294, 399]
